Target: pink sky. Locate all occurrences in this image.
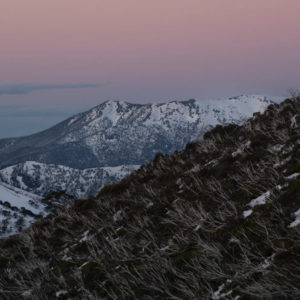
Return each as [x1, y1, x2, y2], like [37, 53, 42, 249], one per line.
[1, 0, 300, 110]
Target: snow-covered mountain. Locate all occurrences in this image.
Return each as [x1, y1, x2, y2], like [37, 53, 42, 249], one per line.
[0, 161, 139, 198]
[0, 182, 46, 237]
[0, 95, 279, 170]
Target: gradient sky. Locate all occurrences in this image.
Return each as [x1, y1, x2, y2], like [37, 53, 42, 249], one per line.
[1, 0, 300, 137]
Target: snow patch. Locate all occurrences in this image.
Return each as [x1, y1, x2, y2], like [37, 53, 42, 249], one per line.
[56, 290, 68, 297]
[212, 280, 233, 300]
[243, 210, 253, 218]
[285, 173, 300, 180]
[261, 254, 275, 269]
[272, 144, 284, 152]
[291, 115, 297, 128]
[243, 191, 271, 218]
[288, 209, 300, 228]
[232, 141, 251, 157]
[194, 224, 201, 231]
[79, 230, 90, 242]
[113, 210, 122, 222]
[249, 191, 270, 208]
[146, 202, 154, 208]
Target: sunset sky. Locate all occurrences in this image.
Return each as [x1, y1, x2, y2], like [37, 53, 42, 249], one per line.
[1, 0, 300, 137]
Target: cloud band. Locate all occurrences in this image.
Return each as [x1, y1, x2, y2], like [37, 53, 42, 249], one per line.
[0, 83, 100, 96]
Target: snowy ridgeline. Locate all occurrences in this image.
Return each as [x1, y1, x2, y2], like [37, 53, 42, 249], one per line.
[0, 161, 140, 198]
[66, 95, 280, 137]
[0, 95, 282, 170]
[61, 95, 280, 166]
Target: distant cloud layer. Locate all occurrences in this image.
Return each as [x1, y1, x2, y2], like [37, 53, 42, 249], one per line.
[0, 83, 100, 96]
[0, 105, 74, 118]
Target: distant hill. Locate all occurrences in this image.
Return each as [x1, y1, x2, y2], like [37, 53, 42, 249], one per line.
[0, 95, 277, 169]
[0, 161, 139, 198]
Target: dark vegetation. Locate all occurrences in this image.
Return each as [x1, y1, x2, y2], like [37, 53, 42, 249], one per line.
[42, 190, 75, 213]
[0, 97, 300, 299]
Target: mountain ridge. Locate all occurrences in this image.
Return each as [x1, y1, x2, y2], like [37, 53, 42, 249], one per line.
[0, 95, 279, 170]
[0, 161, 139, 198]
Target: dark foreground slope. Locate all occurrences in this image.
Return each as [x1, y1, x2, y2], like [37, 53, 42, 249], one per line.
[0, 97, 300, 299]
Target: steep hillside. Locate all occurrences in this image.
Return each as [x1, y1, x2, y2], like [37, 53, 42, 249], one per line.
[0, 95, 276, 169]
[0, 162, 139, 198]
[0, 97, 299, 299]
[0, 182, 46, 237]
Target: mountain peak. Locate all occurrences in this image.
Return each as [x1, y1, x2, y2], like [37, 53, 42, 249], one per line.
[102, 99, 128, 106]
[0, 95, 283, 170]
